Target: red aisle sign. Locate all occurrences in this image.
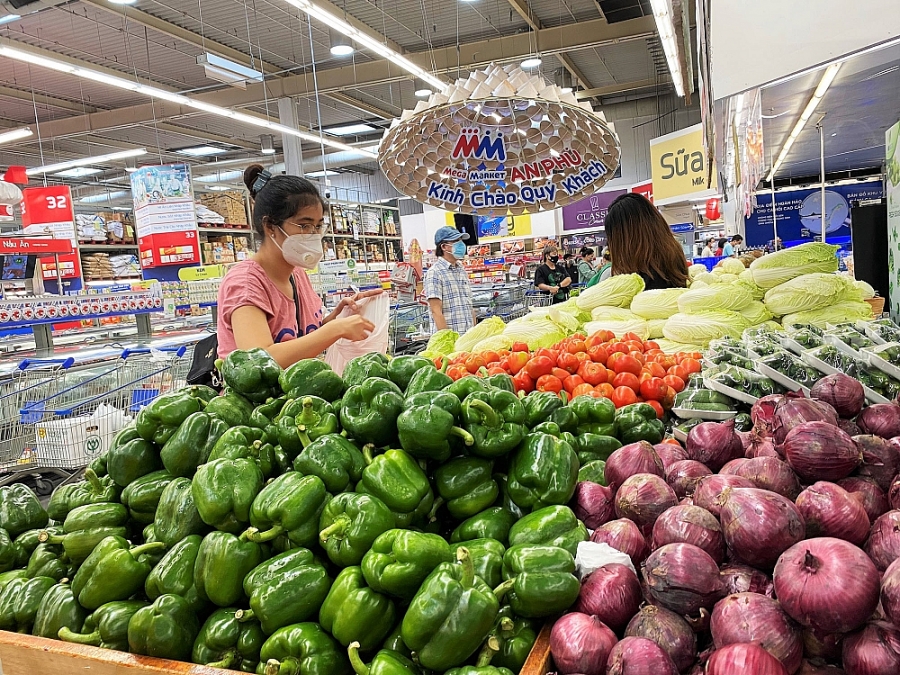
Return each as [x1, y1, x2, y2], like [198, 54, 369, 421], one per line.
[631, 181, 654, 203]
[21, 186, 81, 281]
[0, 238, 74, 256]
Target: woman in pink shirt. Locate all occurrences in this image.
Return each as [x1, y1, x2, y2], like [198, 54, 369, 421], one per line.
[217, 164, 378, 367]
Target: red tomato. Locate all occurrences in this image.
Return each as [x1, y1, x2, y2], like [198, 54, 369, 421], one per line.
[607, 368, 617, 384]
[578, 361, 608, 386]
[644, 362, 667, 378]
[606, 351, 623, 369]
[608, 342, 628, 355]
[646, 399, 665, 419]
[465, 355, 486, 374]
[667, 365, 688, 381]
[557, 352, 581, 374]
[640, 377, 668, 401]
[572, 383, 598, 398]
[661, 437, 683, 446]
[624, 340, 645, 355]
[447, 365, 469, 381]
[588, 345, 610, 365]
[639, 371, 653, 383]
[486, 366, 507, 376]
[512, 370, 534, 394]
[621, 332, 644, 343]
[662, 386, 677, 410]
[613, 371, 641, 394]
[611, 385, 638, 408]
[566, 339, 587, 355]
[534, 348, 559, 362]
[511, 341, 530, 353]
[480, 351, 500, 365]
[536, 374, 563, 394]
[586, 330, 616, 346]
[505, 351, 529, 375]
[681, 358, 702, 375]
[524, 356, 555, 380]
[551, 367, 570, 381]
[643, 341, 661, 352]
[663, 374, 686, 393]
[612, 354, 642, 376]
[594, 383, 615, 399]
[563, 374, 585, 395]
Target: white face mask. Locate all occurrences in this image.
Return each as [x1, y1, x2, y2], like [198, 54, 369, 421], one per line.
[275, 227, 324, 269]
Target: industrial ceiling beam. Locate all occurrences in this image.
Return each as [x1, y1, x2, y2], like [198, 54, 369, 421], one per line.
[324, 91, 398, 120]
[574, 77, 670, 99]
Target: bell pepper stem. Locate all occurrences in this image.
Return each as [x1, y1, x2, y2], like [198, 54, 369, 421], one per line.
[264, 658, 299, 675]
[362, 444, 377, 465]
[348, 641, 369, 675]
[234, 609, 255, 622]
[129, 541, 166, 558]
[204, 651, 238, 670]
[476, 635, 500, 667]
[439, 358, 450, 374]
[493, 579, 515, 601]
[319, 516, 349, 544]
[296, 398, 319, 428]
[242, 526, 284, 543]
[38, 531, 64, 545]
[466, 399, 500, 428]
[296, 427, 313, 448]
[450, 426, 475, 446]
[560, 390, 569, 404]
[456, 546, 475, 588]
[83, 468, 103, 494]
[428, 497, 444, 522]
[499, 617, 515, 635]
[478, 367, 490, 377]
[57, 627, 101, 646]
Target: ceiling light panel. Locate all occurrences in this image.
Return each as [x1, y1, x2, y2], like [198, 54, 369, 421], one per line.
[649, 0, 685, 97]
[325, 124, 379, 136]
[0, 127, 32, 145]
[54, 167, 103, 178]
[176, 145, 231, 157]
[26, 148, 148, 177]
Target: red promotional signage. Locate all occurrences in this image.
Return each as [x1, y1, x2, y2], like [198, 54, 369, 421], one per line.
[0, 238, 74, 256]
[630, 181, 654, 203]
[131, 164, 200, 267]
[20, 186, 81, 281]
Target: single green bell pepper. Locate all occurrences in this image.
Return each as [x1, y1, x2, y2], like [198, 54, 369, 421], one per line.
[0, 575, 56, 632]
[120, 469, 175, 524]
[250, 396, 289, 443]
[160, 411, 228, 477]
[445, 375, 491, 401]
[193, 608, 265, 672]
[0, 484, 48, 538]
[245, 473, 329, 548]
[484, 372, 515, 393]
[46, 469, 119, 521]
[276, 396, 340, 457]
[319, 566, 395, 650]
[344, 353, 390, 388]
[106, 436, 163, 488]
[293, 434, 366, 493]
[153, 477, 206, 548]
[507, 505, 588, 557]
[40, 502, 128, 564]
[615, 402, 665, 444]
[0, 569, 27, 593]
[135, 389, 205, 445]
[495, 475, 526, 520]
[319, 492, 394, 567]
[145, 534, 206, 612]
[209, 426, 285, 479]
[570, 395, 617, 435]
[578, 460, 607, 485]
[97, 426, 141, 476]
[494, 544, 580, 618]
[450, 508, 518, 546]
[348, 643, 419, 675]
[573, 433, 621, 464]
[16, 526, 59, 560]
[521, 391, 565, 428]
[25, 543, 69, 581]
[361, 529, 452, 600]
[188, 384, 221, 404]
[397, 403, 473, 463]
[530, 421, 562, 436]
[381, 622, 410, 657]
[0, 527, 25, 572]
[461, 390, 527, 458]
[340, 378, 404, 447]
[405, 361, 452, 397]
[127, 593, 200, 661]
[71, 535, 164, 610]
[59, 600, 147, 650]
[193, 457, 265, 534]
[205, 388, 256, 427]
[435, 458, 499, 520]
[243, 548, 331, 635]
[387, 355, 432, 391]
[404, 390, 461, 417]
[357, 449, 434, 528]
[492, 607, 537, 673]
[507, 433, 579, 511]
[280, 358, 344, 402]
[547, 405, 579, 434]
[401, 547, 500, 671]
[219, 347, 283, 403]
[450, 538, 505, 588]
[195, 531, 265, 607]
[32, 582, 87, 640]
[258, 622, 351, 675]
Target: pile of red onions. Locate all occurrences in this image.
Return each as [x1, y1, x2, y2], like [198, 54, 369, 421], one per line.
[625, 605, 697, 673]
[643, 542, 724, 616]
[572, 481, 615, 529]
[604, 441, 664, 490]
[651, 504, 725, 563]
[771, 396, 839, 444]
[590, 518, 649, 566]
[719, 487, 806, 568]
[615, 474, 677, 530]
[686, 419, 742, 471]
[856, 401, 900, 439]
[575, 563, 642, 632]
[550, 612, 617, 675]
[810, 372, 865, 418]
[782, 422, 860, 482]
[795, 481, 870, 545]
[721, 456, 801, 499]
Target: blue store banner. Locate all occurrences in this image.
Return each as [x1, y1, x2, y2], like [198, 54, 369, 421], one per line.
[745, 181, 883, 247]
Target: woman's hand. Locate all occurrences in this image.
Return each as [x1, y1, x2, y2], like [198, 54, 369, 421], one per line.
[333, 315, 375, 341]
[338, 288, 384, 314]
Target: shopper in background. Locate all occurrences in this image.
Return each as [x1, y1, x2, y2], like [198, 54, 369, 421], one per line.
[424, 226, 476, 333]
[715, 238, 727, 256]
[216, 165, 380, 365]
[723, 234, 743, 257]
[577, 247, 596, 283]
[586, 250, 613, 287]
[563, 253, 579, 284]
[701, 237, 715, 258]
[604, 193, 689, 290]
[534, 246, 572, 304]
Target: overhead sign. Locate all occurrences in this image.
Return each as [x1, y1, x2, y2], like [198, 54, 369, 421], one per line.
[131, 164, 200, 267]
[631, 181, 654, 202]
[650, 124, 717, 205]
[0, 238, 74, 256]
[562, 189, 627, 231]
[20, 186, 81, 282]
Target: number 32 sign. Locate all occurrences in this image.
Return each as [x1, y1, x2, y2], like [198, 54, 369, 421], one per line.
[21, 186, 82, 281]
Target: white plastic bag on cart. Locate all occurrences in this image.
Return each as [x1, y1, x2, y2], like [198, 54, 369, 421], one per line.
[324, 292, 391, 376]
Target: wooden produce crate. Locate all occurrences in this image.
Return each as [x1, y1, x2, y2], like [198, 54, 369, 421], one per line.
[520, 624, 553, 675]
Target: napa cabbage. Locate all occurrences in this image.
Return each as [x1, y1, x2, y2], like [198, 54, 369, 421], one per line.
[677, 285, 754, 314]
[663, 311, 751, 346]
[575, 273, 645, 311]
[763, 273, 859, 316]
[421, 329, 459, 358]
[739, 301, 774, 325]
[630, 288, 688, 320]
[749, 243, 839, 288]
[781, 301, 873, 330]
[502, 318, 568, 349]
[454, 316, 506, 353]
[720, 258, 746, 275]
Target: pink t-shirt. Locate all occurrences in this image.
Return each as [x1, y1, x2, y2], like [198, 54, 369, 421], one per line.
[217, 260, 323, 358]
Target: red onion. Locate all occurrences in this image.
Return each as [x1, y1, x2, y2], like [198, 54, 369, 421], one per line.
[721, 458, 750, 474]
[795, 482, 871, 545]
[857, 402, 900, 439]
[810, 373, 865, 418]
[625, 605, 697, 673]
[774, 537, 880, 633]
[891, 478, 900, 511]
[591, 518, 649, 566]
[651, 505, 724, 563]
[864, 510, 900, 571]
[772, 396, 839, 444]
[686, 419, 742, 471]
[719, 563, 775, 598]
[881, 558, 900, 626]
[797, 660, 846, 675]
[706, 643, 788, 675]
[643, 543, 724, 616]
[614, 474, 677, 530]
[842, 621, 900, 675]
[752, 394, 785, 434]
[572, 481, 615, 529]
[606, 636, 678, 675]
[655, 443, 688, 470]
[853, 435, 900, 491]
[666, 460, 712, 499]
[746, 433, 781, 458]
[710, 593, 802, 673]
[722, 456, 801, 499]
[574, 563, 642, 632]
[839, 418, 863, 437]
[838, 477, 890, 523]
[801, 627, 844, 662]
[719, 488, 806, 568]
[782, 422, 860, 482]
[693, 474, 755, 518]
[549, 612, 617, 675]
[605, 441, 664, 491]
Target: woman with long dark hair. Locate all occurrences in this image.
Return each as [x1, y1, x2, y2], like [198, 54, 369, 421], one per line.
[604, 193, 689, 290]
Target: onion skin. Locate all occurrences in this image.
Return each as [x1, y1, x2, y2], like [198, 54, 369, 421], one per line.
[591, 518, 649, 566]
[614, 474, 678, 531]
[795, 481, 871, 546]
[605, 636, 678, 675]
[549, 612, 617, 675]
[774, 537, 880, 633]
[605, 441, 664, 491]
[810, 373, 865, 418]
[782, 422, 860, 482]
[574, 563, 642, 632]
[666, 460, 712, 499]
[801, 627, 844, 662]
[864, 509, 900, 571]
[856, 402, 900, 439]
[710, 593, 803, 673]
[752, 394, 785, 434]
[797, 659, 846, 675]
[891, 478, 900, 511]
[839, 418, 863, 437]
[719, 488, 806, 568]
[880, 558, 900, 626]
[655, 443, 688, 470]
[722, 456, 801, 499]
[852, 435, 900, 491]
[651, 505, 725, 564]
[842, 621, 900, 675]
[838, 477, 889, 523]
[719, 563, 775, 598]
[572, 481, 616, 529]
[643, 543, 724, 616]
[693, 474, 755, 518]
[686, 419, 742, 472]
[772, 397, 839, 445]
[706, 643, 789, 675]
[746, 433, 781, 459]
[625, 605, 697, 674]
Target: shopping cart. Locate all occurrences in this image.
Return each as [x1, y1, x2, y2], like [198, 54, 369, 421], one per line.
[525, 289, 553, 310]
[390, 301, 430, 355]
[472, 282, 530, 321]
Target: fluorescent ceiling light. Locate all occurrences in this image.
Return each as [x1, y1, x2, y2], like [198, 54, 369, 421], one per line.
[27, 148, 148, 177]
[80, 190, 128, 203]
[765, 62, 842, 182]
[415, 87, 432, 98]
[330, 44, 354, 57]
[325, 123, 378, 136]
[0, 45, 378, 160]
[0, 14, 20, 26]
[0, 127, 32, 145]
[176, 145, 230, 157]
[648, 0, 685, 97]
[260, 134, 275, 155]
[195, 170, 244, 183]
[205, 185, 234, 191]
[521, 57, 542, 69]
[197, 53, 263, 89]
[306, 170, 339, 177]
[55, 167, 102, 178]
[107, 0, 137, 4]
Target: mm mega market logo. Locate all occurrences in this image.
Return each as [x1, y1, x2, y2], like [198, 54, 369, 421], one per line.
[451, 128, 507, 162]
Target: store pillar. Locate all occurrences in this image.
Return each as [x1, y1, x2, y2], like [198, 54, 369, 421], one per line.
[278, 97, 304, 177]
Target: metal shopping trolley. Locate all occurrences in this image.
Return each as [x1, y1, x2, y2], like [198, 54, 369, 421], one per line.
[525, 288, 553, 310]
[390, 301, 430, 355]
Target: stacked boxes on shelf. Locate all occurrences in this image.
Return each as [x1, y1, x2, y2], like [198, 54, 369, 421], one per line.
[201, 234, 251, 264]
[75, 212, 136, 244]
[197, 191, 248, 225]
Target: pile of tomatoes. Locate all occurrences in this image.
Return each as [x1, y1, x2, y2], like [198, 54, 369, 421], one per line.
[437, 330, 703, 419]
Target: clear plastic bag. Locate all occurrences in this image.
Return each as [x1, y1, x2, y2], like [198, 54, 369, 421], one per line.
[323, 292, 390, 375]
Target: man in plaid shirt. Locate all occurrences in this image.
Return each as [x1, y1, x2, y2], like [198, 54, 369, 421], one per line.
[424, 226, 476, 334]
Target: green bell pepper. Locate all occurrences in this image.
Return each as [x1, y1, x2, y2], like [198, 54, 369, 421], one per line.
[319, 492, 394, 567]
[461, 390, 527, 458]
[16, 526, 60, 560]
[219, 348, 283, 404]
[258, 622, 351, 675]
[120, 469, 175, 524]
[405, 361, 453, 397]
[387, 355, 432, 391]
[188, 384, 221, 404]
[401, 547, 500, 671]
[205, 388, 256, 427]
[547, 405, 579, 434]
[106, 436, 163, 488]
[0, 569, 27, 593]
[97, 426, 140, 476]
[529, 421, 561, 436]
[46, 469, 119, 521]
[320, 566, 395, 650]
[71, 535, 164, 610]
[32, 582, 87, 640]
[492, 608, 537, 673]
[404, 390, 461, 417]
[570, 395, 617, 435]
[209, 426, 286, 479]
[435, 458, 499, 520]
[507, 433, 579, 511]
[484, 372, 515, 393]
[507, 505, 588, 557]
[361, 529, 452, 600]
[450, 508, 518, 546]
[58, 600, 147, 650]
[193, 608, 265, 672]
[445, 375, 491, 401]
[0, 527, 26, 572]
[0, 575, 56, 632]
[615, 402, 665, 444]
[40, 502, 129, 564]
[348, 643, 419, 675]
[193, 457, 265, 534]
[154, 477, 206, 548]
[340, 378, 404, 447]
[397, 402, 473, 463]
[127, 594, 200, 661]
[195, 530, 265, 607]
[494, 544, 580, 618]
[250, 396, 288, 443]
[280, 358, 344, 402]
[450, 538, 505, 588]
[381, 622, 410, 658]
[495, 475, 526, 520]
[276, 396, 340, 457]
[0, 484, 48, 538]
[160, 412, 228, 478]
[293, 434, 366, 493]
[25, 543, 69, 581]
[145, 534, 205, 613]
[244, 473, 329, 548]
[573, 433, 621, 464]
[578, 459, 607, 485]
[344, 354, 390, 388]
[521, 391, 564, 428]
[243, 548, 331, 635]
[135, 389, 205, 445]
[357, 449, 434, 529]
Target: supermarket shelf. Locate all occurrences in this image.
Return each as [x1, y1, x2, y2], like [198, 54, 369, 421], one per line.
[198, 226, 252, 234]
[78, 244, 139, 251]
[326, 233, 401, 240]
[175, 301, 217, 311]
[1, 306, 163, 329]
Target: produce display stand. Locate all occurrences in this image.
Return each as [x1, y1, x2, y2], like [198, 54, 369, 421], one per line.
[519, 624, 552, 675]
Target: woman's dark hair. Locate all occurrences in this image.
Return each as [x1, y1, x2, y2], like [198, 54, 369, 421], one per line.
[580, 247, 594, 257]
[243, 164, 326, 236]
[604, 193, 688, 288]
[717, 238, 727, 249]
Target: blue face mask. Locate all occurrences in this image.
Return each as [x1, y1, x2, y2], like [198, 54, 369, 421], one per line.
[451, 241, 467, 258]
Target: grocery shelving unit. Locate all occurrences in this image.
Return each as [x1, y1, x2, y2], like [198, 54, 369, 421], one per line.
[324, 200, 403, 270]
